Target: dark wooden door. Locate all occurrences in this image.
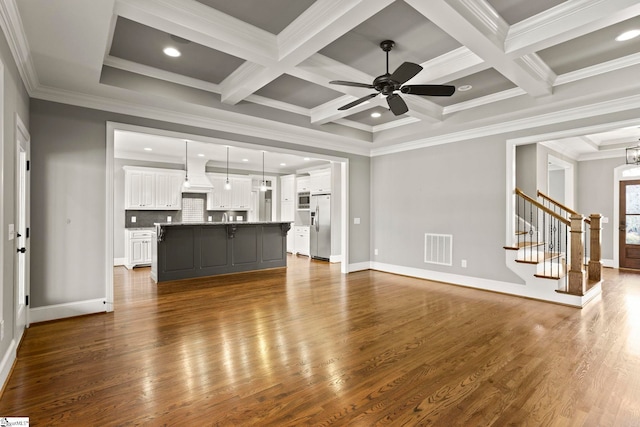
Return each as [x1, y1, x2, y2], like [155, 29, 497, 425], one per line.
[620, 180, 640, 269]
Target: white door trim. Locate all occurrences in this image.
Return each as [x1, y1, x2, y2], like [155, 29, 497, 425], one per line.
[15, 113, 30, 337]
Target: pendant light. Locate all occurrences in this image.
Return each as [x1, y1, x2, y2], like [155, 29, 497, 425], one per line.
[224, 146, 231, 190]
[260, 151, 267, 192]
[183, 140, 191, 189]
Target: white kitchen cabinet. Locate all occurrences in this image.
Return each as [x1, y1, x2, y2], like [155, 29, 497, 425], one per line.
[281, 174, 295, 201]
[125, 228, 154, 269]
[296, 176, 310, 193]
[124, 167, 184, 210]
[233, 178, 252, 209]
[294, 226, 310, 256]
[309, 169, 331, 194]
[206, 173, 251, 210]
[125, 168, 155, 209]
[155, 172, 184, 209]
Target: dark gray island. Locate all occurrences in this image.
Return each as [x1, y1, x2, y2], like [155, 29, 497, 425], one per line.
[151, 221, 292, 282]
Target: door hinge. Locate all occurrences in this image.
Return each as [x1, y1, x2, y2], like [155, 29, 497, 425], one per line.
[26, 160, 30, 171]
[25, 295, 29, 306]
[26, 227, 30, 238]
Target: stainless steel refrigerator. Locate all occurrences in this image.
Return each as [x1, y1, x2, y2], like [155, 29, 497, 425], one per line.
[310, 194, 331, 260]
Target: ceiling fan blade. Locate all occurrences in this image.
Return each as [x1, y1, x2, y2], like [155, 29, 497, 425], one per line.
[387, 94, 408, 116]
[390, 62, 423, 85]
[338, 93, 378, 110]
[329, 80, 375, 89]
[401, 85, 456, 96]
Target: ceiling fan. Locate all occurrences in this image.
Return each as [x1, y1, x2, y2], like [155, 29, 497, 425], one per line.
[329, 40, 455, 116]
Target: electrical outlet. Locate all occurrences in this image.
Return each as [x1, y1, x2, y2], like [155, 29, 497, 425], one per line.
[602, 217, 609, 224]
[461, 259, 467, 268]
[354, 217, 360, 225]
[374, 249, 379, 256]
[208, 216, 212, 222]
[167, 216, 172, 223]
[131, 216, 136, 223]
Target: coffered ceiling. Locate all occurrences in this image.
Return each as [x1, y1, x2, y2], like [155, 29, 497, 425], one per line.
[5, 0, 640, 159]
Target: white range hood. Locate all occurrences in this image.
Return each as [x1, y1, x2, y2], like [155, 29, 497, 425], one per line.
[182, 157, 213, 193]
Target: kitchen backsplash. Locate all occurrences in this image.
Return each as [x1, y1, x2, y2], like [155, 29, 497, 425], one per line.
[125, 193, 249, 227]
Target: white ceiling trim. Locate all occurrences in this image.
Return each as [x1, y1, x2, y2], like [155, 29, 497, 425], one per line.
[333, 118, 372, 132]
[407, 0, 552, 98]
[30, 84, 373, 156]
[0, 0, 37, 94]
[372, 117, 420, 133]
[506, 0, 640, 56]
[371, 93, 640, 156]
[412, 47, 488, 85]
[244, 94, 310, 117]
[115, 0, 277, 64]
[555, 52, 640, 86]
[443, 87, 526, 115]
[104, 55, 221, 93]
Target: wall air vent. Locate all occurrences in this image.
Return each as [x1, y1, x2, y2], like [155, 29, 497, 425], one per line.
[424, 233, 453, 266]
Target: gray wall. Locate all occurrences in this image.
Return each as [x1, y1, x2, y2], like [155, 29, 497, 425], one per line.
[0, 26, 30, 364]
[577, 156, 624, 261]
[371, 136, 522, 284]
[30, 99, 371, 309]
[548, 169, 565, 203]
[516, 143, 537, 197]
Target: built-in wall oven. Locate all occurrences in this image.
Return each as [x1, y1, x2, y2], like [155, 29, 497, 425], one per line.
[297, 191, 310, 210]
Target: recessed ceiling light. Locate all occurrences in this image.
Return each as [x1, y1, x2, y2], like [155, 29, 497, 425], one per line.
[458, 85, 472, 92]
[163, 47, 181, 57]
[197, 153, 205, 157]
[371, 112, 382, 118]
[143, 147, 152, 151]
[303, 157, 310, 161]
[242, 158, 249, 162]
[280, 163, 286, 166]
[616, 29, 640, 42]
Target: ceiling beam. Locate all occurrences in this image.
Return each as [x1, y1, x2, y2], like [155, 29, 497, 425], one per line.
[220, 0, 395, 105]
[406, 0, 553, 97]
[506, 0, 640, 57]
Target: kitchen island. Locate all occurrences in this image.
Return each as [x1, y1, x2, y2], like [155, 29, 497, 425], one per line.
[151, 221, 292, 283]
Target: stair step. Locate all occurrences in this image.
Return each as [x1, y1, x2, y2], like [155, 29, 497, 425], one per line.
[534, 273, 563, 280]
[515, 252, 563, 264]
[504, 241, 546, 251]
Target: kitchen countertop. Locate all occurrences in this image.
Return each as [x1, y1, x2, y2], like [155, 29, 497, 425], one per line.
[154, 221, 293, 227]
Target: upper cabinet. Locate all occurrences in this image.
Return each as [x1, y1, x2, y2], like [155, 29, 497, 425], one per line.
[309, 169, 331, 194]
[296, 176, 310, 193]
[124, 167, 184, 210]
[281, 174, 295, 201]
[206, 173, 252, 210]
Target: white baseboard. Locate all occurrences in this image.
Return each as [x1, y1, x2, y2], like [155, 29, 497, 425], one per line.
[602, 259, 614, 268]
[0, 339, 17, 393]
[113, 257, 126, 266]
[348, 261, 372, 272]
[372, 261, 600, 307]
[29, 298, 107, 324]
[329, 254, 342, 263]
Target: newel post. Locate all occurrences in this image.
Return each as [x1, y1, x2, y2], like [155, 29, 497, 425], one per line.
[588, 214, 602, 284]
[568, 214, 586, 296]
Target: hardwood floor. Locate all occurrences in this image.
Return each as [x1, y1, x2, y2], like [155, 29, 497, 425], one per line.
[1, 256, 640, 425]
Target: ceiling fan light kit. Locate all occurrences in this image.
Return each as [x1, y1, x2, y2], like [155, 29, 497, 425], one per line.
[329, 40, 455, 116]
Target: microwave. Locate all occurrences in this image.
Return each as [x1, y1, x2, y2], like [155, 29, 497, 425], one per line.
[297, 191, 310, 210]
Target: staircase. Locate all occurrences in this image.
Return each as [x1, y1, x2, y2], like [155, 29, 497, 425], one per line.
[504, 189, 602, 307]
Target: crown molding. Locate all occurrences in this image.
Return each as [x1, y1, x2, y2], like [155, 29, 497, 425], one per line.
[555, 52, 640, 86]
[371, 93, 640, 156]
[517, 53, 556, 87]
[458, 0, 509, 44]
[443, 87, 526, 115]
[0, 0, 38, 94]
[31, 85, 372, 157]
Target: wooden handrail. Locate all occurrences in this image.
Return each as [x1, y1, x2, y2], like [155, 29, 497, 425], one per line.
[537, 190, 591, 224]
[537, 190, 579, 215]
[516, 188, 570, 226]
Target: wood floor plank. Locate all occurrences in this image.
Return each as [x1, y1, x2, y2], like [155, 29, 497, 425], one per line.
[1, 256, 640, 425]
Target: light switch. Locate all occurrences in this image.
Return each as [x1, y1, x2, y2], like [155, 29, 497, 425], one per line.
[8, 224, 14, 241]
[167, 216, 172, 223]
[208, 216, 212, 222]
[602, 217, 609, 224]
[131, 216, 136, 223]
